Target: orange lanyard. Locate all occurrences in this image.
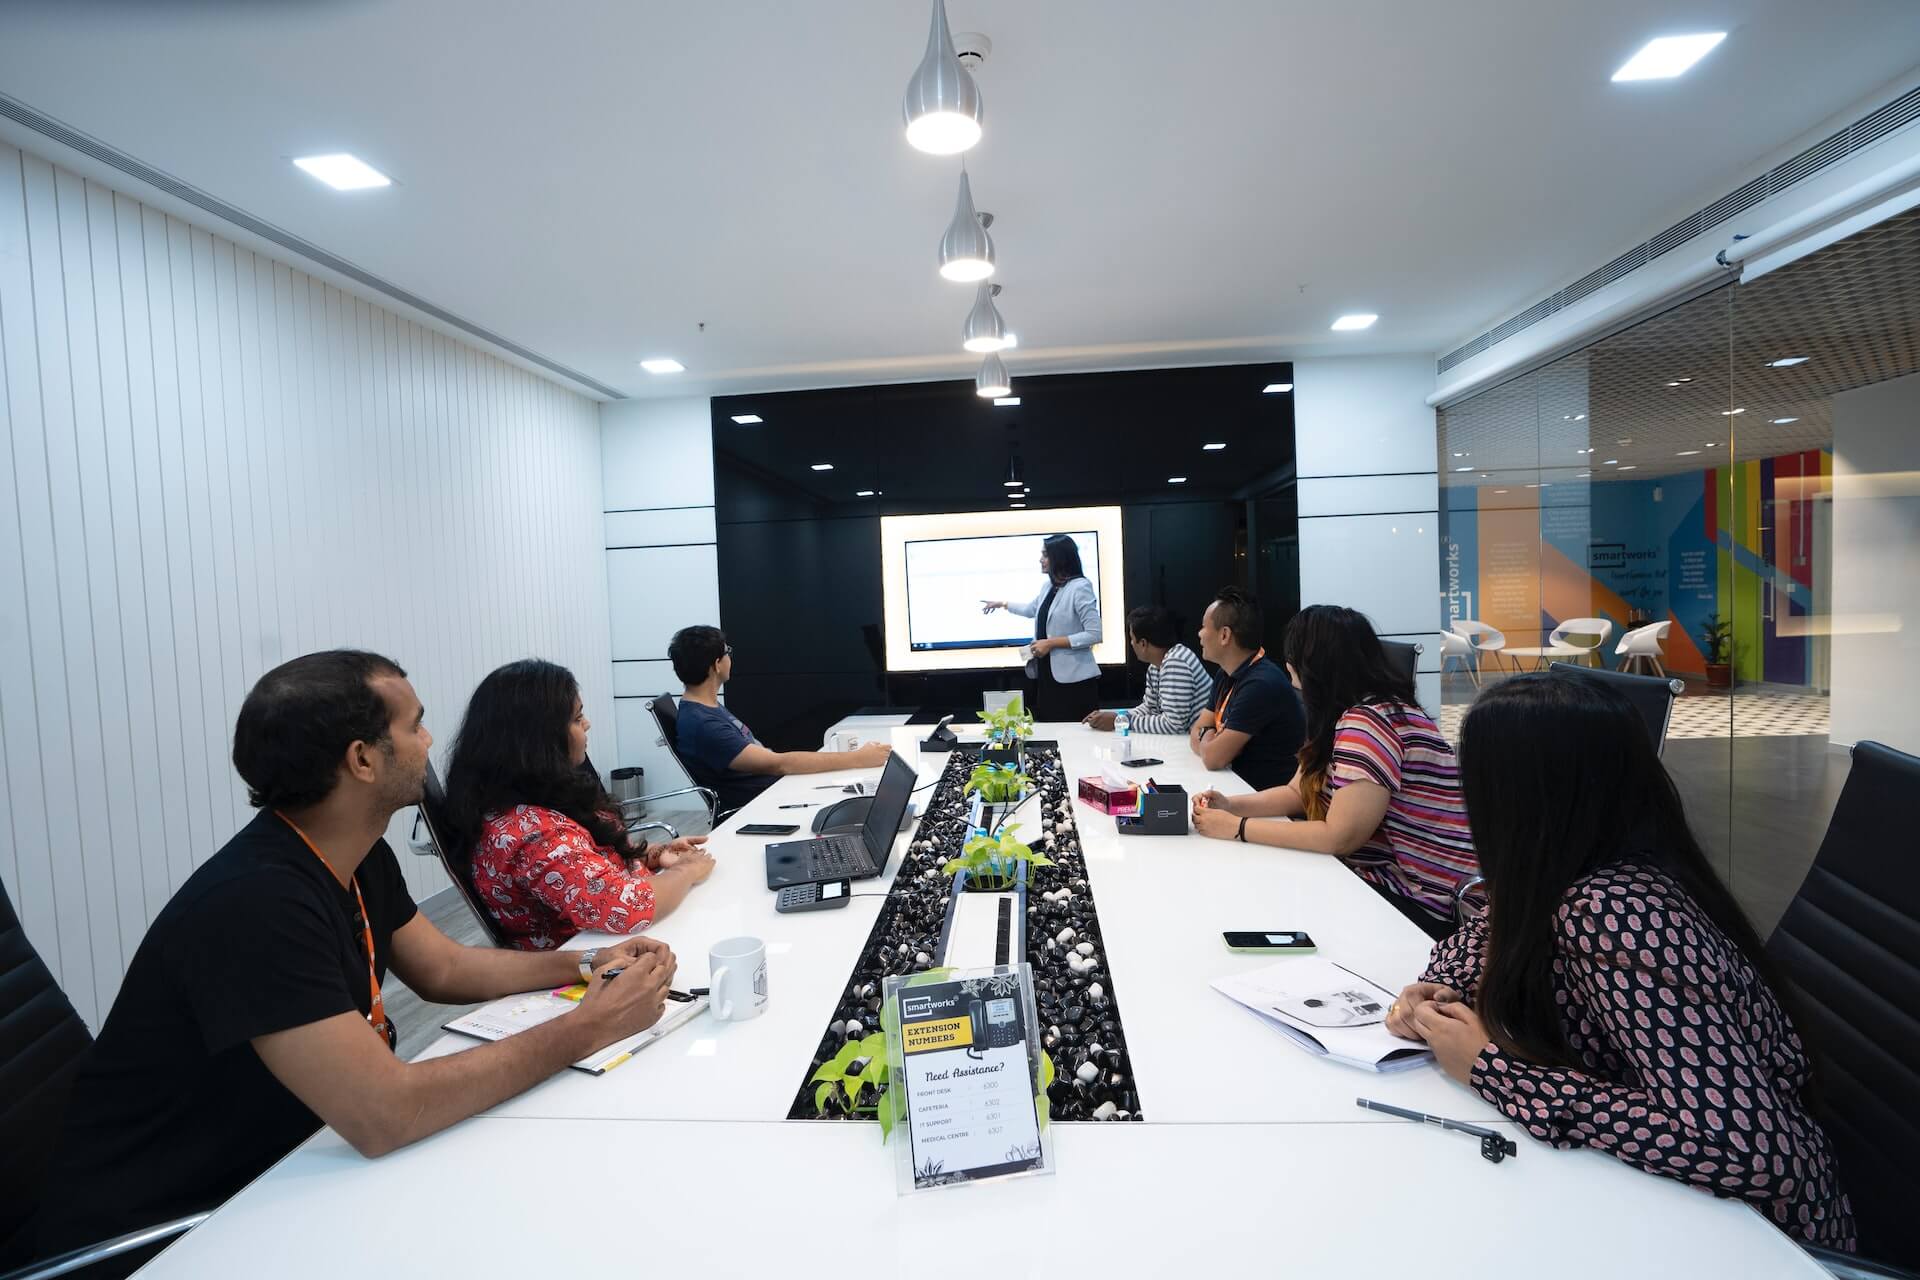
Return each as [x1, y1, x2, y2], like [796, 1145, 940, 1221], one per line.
[1215, 648, 1266, 726]
[277, 812, 394, 1051]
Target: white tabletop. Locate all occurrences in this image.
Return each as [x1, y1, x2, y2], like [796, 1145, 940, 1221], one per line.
[136, 1117, 1819, 1279]
[138, 721, 1820, 1276]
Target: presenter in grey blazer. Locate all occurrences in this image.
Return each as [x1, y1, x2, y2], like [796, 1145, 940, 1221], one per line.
[981, 534, 1104, 722]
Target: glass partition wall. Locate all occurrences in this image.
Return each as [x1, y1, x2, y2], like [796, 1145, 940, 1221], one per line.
[1437, 203, 1920, 933]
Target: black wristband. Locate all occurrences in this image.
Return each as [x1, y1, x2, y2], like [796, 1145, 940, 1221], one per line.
[1237, 816, 1249, 843]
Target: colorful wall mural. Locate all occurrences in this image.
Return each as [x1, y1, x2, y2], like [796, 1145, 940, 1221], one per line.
[1441, 449, 1830, 684]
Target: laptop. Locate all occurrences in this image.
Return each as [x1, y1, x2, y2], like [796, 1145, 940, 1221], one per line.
[765, 750, 916, 889]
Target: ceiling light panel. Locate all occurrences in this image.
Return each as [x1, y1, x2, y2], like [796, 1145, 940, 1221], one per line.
[293, 153, 391, 190]
[1611, 33, 1726, 82]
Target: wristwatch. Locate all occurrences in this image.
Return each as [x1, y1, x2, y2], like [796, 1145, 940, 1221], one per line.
[577, 947, 601, 983]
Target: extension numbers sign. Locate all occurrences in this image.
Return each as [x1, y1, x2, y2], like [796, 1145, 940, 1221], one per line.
[883, 964, 1053, 1192]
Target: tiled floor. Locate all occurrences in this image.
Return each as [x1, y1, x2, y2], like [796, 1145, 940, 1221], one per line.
[1437, 681, 1830, 742]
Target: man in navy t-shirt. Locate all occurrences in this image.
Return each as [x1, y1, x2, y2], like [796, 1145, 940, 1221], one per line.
[1188, 587, 1306, 790]
[668, 626, 891, 813]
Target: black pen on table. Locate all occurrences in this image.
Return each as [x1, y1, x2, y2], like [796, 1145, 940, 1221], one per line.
[596, 968, 698, 1002]
[1355, 1097, 1519, 1163]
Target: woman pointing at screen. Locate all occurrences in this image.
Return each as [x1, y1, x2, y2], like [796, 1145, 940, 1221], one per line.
[981, 533, 1103, 722]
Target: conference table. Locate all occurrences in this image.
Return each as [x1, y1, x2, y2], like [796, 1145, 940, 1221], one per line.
[135, 723, 1822, 1278]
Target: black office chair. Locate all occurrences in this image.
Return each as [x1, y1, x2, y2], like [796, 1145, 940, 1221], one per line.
[650, 693, 679, 752]
[1767, 741, 1920, 1274]
[1380, 640, 1422, 686]
[1547, 661, 1684, 755]
[0, 880, 209, 1279]
[412, 760, 509, 947]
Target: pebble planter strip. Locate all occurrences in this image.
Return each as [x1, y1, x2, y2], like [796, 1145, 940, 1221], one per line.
[787, 745, 1143, 1123]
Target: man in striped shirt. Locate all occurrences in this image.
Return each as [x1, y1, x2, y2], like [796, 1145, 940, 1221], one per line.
[1084, 606, 1210, 734]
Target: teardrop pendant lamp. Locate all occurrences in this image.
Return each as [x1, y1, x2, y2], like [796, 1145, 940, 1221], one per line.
[902, 0, 983, 155]
[976, 352, 1011, 398]
[939, 171, 995, 282]
[962, 282, 1008, 352]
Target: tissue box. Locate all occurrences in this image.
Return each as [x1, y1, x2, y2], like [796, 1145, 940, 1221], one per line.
[1077, 775, 1140, 816]
[1116, 785, 1188, 836]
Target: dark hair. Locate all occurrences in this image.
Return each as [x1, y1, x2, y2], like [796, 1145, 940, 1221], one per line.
[1461, 672, 1779, 1068]
[1207, 586, 1263, 652]
[669, 625, 728, 687]
[1042, 534, 1084, 583]
[1282, 605, 1416, 818]
[1126, 605, 1178, 650]
[233, 650, 408, 810]
[442, 659, 633, 879]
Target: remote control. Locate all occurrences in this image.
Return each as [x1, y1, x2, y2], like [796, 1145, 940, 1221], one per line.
[776, 880, 853, 913]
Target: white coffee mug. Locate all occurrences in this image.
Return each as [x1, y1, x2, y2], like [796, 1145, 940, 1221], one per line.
[708, 936, 768, 1022]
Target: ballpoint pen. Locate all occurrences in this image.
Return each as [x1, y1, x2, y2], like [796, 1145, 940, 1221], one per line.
[1355, 1097, 1519, 1163]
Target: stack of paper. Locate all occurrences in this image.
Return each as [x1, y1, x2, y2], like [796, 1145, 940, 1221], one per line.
[1211, 958, 1434, 1073]
[445, 988, 708, 1075]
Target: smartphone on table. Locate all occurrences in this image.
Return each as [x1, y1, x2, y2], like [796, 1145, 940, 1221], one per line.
[1222, 931, 1317, 954]
[738, 823, 801, 837]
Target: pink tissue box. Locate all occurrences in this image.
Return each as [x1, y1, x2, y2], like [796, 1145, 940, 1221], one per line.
[1077, 775, 1140, 816]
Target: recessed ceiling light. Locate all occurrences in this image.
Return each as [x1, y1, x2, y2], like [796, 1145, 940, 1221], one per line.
[1493, 488, 1508, 494]
[1618, 465, 1638, 471]
[1771, 416, 1800, 424]
[640, 358, 684, 374]
[856, 490, 877, 497]
[1454, 466, 1474, 472]
[1562, 413, 1588, 421]
[292, 153, 391, 190]
[1168, 476, 1188, 484]
[811, 463, 834, 471]
[1262, 382, 1293, 394]
[1719, 408, 1745, 416]
[1526, 483, 1542, 489]
[993, 396, 1022, 407]
[1664, 378, 1693, 387]
[1009, 502, 1027, 508]
[1767, 356, 1809, 368]
[1705, 441, 1719, 447]
[1203, 442, 1227, 451]
[1616, 438, 1633, 445]
[1676, 449, 1701, 456]
[731, 414, 763, 424]
[1002, 333, 1019, 349]
[1603, 459, 1619, 465]
[1330, 314, 1378, 331]
[1611, 33, 1726, 82]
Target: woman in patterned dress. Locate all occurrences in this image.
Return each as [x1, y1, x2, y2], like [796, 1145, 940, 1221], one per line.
[1387, 671, 1853, 1249]
[443, 660, 716, 950]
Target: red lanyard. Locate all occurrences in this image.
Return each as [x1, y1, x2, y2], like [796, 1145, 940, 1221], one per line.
[1215, 648, 1266, 725]
[277, 812, 393, 1050]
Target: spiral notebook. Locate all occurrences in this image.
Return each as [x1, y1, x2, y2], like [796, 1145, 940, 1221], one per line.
[1211, 958, 1433, 1073]
[444, 988, 708, 1075]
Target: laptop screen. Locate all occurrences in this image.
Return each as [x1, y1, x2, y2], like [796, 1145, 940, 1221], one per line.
[860, 751, 917, 865]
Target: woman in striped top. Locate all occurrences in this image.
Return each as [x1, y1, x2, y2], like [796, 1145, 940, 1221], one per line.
[1192, 604, 1477, 938]
[1084, 605, 1210, 735]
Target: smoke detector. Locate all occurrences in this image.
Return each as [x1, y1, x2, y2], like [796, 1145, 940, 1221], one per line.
[953, 32, 992, 69]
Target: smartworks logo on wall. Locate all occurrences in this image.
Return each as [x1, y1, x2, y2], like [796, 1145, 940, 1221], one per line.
[1445, 541, 1464, 623]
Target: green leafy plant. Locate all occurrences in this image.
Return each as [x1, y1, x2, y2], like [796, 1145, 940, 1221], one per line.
[964, 762, 1031, 805]
[976, 695, 1035, 744]
[812, 1032, 892, 1127]
[1699, 613, 1733, 665]
[942, 823, 1054, 890]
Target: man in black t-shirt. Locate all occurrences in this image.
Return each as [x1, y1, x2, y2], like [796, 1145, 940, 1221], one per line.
[1188, 587, 1306, 790]
[31, 651, 681, 1272]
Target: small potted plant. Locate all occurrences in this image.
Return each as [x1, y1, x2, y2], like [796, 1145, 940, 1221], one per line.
[977, 695, 1035, 766]
[943, 823, 1054, 892]
[1700, 613, 1734, 689]
[811, 1031, 893, 1127]
[964, 762, 1032, 832]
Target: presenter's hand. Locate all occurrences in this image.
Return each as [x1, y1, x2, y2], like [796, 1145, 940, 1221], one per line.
[644, 835, 707, 871]
[1385, 982, 1461, 1040]
[1031, 637, 1062, 655]
[1192, 804, 1241, 841]
[1191, 789, 1234, 818]
[850, 741, 893, 768]
[1409, 999, 1491, 1084]
[578, 946, 676, 1039]
[980, 600, 1006, 614]
[1083, 711, 1116, 730]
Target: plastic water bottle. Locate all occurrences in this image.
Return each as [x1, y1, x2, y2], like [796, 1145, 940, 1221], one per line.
[1115, 710, 1132, 761]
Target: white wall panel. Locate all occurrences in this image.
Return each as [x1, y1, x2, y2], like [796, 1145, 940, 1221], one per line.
[1298, 515, 1440, 637]
[602, 398, 715, 508]
[607, 545, 722, 659]
[613, 659, 678, 699]
[0, 141, 611, 1029]
[1297, 473, 1438, 518]
[1292, 356, 1438, 478]
[606, 507, 716, 548]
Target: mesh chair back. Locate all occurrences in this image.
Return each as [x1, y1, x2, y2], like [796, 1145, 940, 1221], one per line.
[418, 760, 507, 947]
[1379, 640, 1422, 686]
[1546, 662, 1682, 755]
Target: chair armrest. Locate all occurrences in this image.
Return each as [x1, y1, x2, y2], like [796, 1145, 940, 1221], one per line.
[626, 819, 680, 842]
[1453, 874, 1487, 923]
[1802, 1244, 1920, 1280]
[1, 1212, 212, 1280]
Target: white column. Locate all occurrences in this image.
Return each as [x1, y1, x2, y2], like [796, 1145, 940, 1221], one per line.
[1292, 355, 1442, 712]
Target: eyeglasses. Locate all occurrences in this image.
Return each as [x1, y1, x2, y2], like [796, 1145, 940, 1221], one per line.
[724, 645, 734, 657]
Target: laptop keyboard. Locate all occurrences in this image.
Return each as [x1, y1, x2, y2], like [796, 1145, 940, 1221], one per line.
[809, 835, 869, 877]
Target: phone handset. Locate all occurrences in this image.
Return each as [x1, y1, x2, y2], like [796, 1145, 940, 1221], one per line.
[967, 998, 986, 1059]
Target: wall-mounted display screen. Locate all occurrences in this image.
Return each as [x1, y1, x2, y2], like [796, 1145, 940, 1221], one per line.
[881, 507, 1126, 672]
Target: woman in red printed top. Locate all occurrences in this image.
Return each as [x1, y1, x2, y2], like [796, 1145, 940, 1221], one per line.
[1386, 672, 1853, 1249]
[1191, 604, 1478, 939]
[443, 660, 717, 951]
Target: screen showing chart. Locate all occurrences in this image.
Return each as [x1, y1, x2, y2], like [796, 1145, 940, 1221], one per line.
[904, 531, 1101, 652]
[879, 507, 1125, 673]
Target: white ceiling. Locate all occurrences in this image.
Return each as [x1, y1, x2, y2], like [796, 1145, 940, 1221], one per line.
[3, 1, 1917, 400]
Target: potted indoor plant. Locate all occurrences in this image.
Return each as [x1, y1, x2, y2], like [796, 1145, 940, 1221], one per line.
[964, 762, 1032, 832]
[977, 695, 1035, 766]
[943, 823, 1054, 892]
[1700, 613, 1733, 689]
